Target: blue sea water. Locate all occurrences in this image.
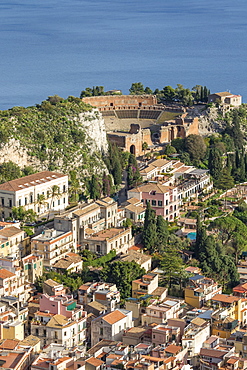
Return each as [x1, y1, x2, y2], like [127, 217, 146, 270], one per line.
[1, 0, 247, 110]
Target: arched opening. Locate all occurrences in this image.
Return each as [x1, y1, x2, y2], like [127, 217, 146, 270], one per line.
[130, 145, 136, 155]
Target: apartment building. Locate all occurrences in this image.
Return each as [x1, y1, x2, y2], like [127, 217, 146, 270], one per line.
[142, 298, 183, 326]
[0, 226, 26, 259]
[81, 227, 133, 256]
[182, 317, 210, 368]
[54, 197, 118, 248]
[31, 293, 87, 348]
[22, 254, 43, 283]
[31, 229, 74, 268]
[132, 272, 159, 298]
[91, 309, 133, 347]
[78, 282, 120, 310]
[184, 275, 222, 308]
[0, 171, 68, 219]
[128, 183, 179, 221]
[0, 268, 27, 302]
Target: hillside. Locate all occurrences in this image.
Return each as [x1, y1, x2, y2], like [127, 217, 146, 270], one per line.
[0, 96, 108, 178]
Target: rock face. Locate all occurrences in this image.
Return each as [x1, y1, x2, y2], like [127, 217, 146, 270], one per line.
[199, 107, 226, 136]
[0, 109, 109, 175]
[78, 109, 108, 154]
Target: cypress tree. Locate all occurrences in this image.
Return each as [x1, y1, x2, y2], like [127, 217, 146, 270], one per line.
[143, 202, 157, 252]
[156, 215, 169, 250]
[208, 146, 222, 180]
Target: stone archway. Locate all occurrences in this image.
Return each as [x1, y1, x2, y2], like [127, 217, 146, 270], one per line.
[130, 144, 136, 155]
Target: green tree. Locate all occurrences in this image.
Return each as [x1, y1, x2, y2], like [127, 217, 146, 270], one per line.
[100, 260, 145, 299]
[0, 161, 22, 183]
[89, 175, 101, 200]
[144, 87, 153, 94]
[129, 82, 145, 95]
[208, 146, 222, 180]
[69, 170, 81, 202]
[210, 216, 247, 263]
[127, 154, 141, 188]
[142, 202, 157, 252]
[160, 86, 176, 102]
[156, 215, 169, 251]
[184, 135, 206, 163]
[160, 245, 184, 288]
[215, 168, 234, 190]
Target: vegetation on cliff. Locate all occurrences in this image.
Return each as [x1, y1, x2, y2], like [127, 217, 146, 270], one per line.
[0, 96, 110, 195]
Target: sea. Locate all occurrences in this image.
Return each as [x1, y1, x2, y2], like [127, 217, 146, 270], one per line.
[1, 0, 247, 111]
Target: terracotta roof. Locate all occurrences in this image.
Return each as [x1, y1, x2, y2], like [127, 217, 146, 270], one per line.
[46, 314, 68, 328]
[0, 171, 66, 192]
[44, 279, 61, 287]
[85, 357, 104, 367]
[19, 335, 40, 347]
[0, 269, 15, 279]
[233, 283, 247, 292]
[0, 339, 19, 350]
[191, 317, 207, 327]
[73, 203, 100, 217]
[213, 91, 235, 97]
[165, 344, 182, 354]
[87, 301, 107, 312]
[0, 226, 23, 238]
[103, 310, 126, 325]
[212, 294, 240, 304]
[128, 183, 173, 194]
[200, 348, 228, 358]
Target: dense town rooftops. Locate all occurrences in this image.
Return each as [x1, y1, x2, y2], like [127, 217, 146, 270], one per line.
[0, 171, 66, 192]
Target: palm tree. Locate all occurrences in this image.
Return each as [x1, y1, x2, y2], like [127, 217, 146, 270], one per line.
[47, 185, 60, 220]
[35, 193, 47, 215]
[69, 171, 81, 202]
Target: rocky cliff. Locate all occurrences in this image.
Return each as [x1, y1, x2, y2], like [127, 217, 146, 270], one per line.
[0, 98, 108, 177]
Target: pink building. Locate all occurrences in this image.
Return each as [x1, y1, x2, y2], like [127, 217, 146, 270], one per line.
[31, 293, 87, 348]
[128, 183, 179, 221]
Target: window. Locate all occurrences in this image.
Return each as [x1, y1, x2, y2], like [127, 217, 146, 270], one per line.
[25, 197, 28, 205]
[18, 199, 21, 206]
[58, 199, 60, 205]
[35, 328, 39, 335]
[166, 200, 168, 205]
[96, 245, 101, 253]
[1, 199, 4, 206]
[9, 199, 12, 207]
[63, 184, 66, 192]
[64, 331, 67, 336]
[100, 328, 103, 335]
[63, 198, 66, 204]
[151, 200, 156, 206]
[158, 200, 162, 206]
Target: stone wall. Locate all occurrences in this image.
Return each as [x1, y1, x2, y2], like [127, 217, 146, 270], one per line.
[82, 95, 157, 110]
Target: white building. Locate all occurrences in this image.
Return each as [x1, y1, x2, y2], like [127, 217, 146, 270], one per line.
[91, 309, 133, 346]
[0, 171, 69, 219]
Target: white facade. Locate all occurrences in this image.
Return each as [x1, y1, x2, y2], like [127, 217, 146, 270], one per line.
[0, 171, 68, 219]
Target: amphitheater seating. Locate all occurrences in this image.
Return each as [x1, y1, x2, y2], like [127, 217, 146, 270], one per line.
[139, 110, 162, 120]
[115, 110, 138, 119]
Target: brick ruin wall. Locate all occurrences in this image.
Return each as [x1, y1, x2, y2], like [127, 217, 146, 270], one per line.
[82, 95, 158, 110]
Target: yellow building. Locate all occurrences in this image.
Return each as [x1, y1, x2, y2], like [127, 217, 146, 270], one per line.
[184, 275, 222, 309]
[132, 272, 158, 298]
[1, 320, 24, 340]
